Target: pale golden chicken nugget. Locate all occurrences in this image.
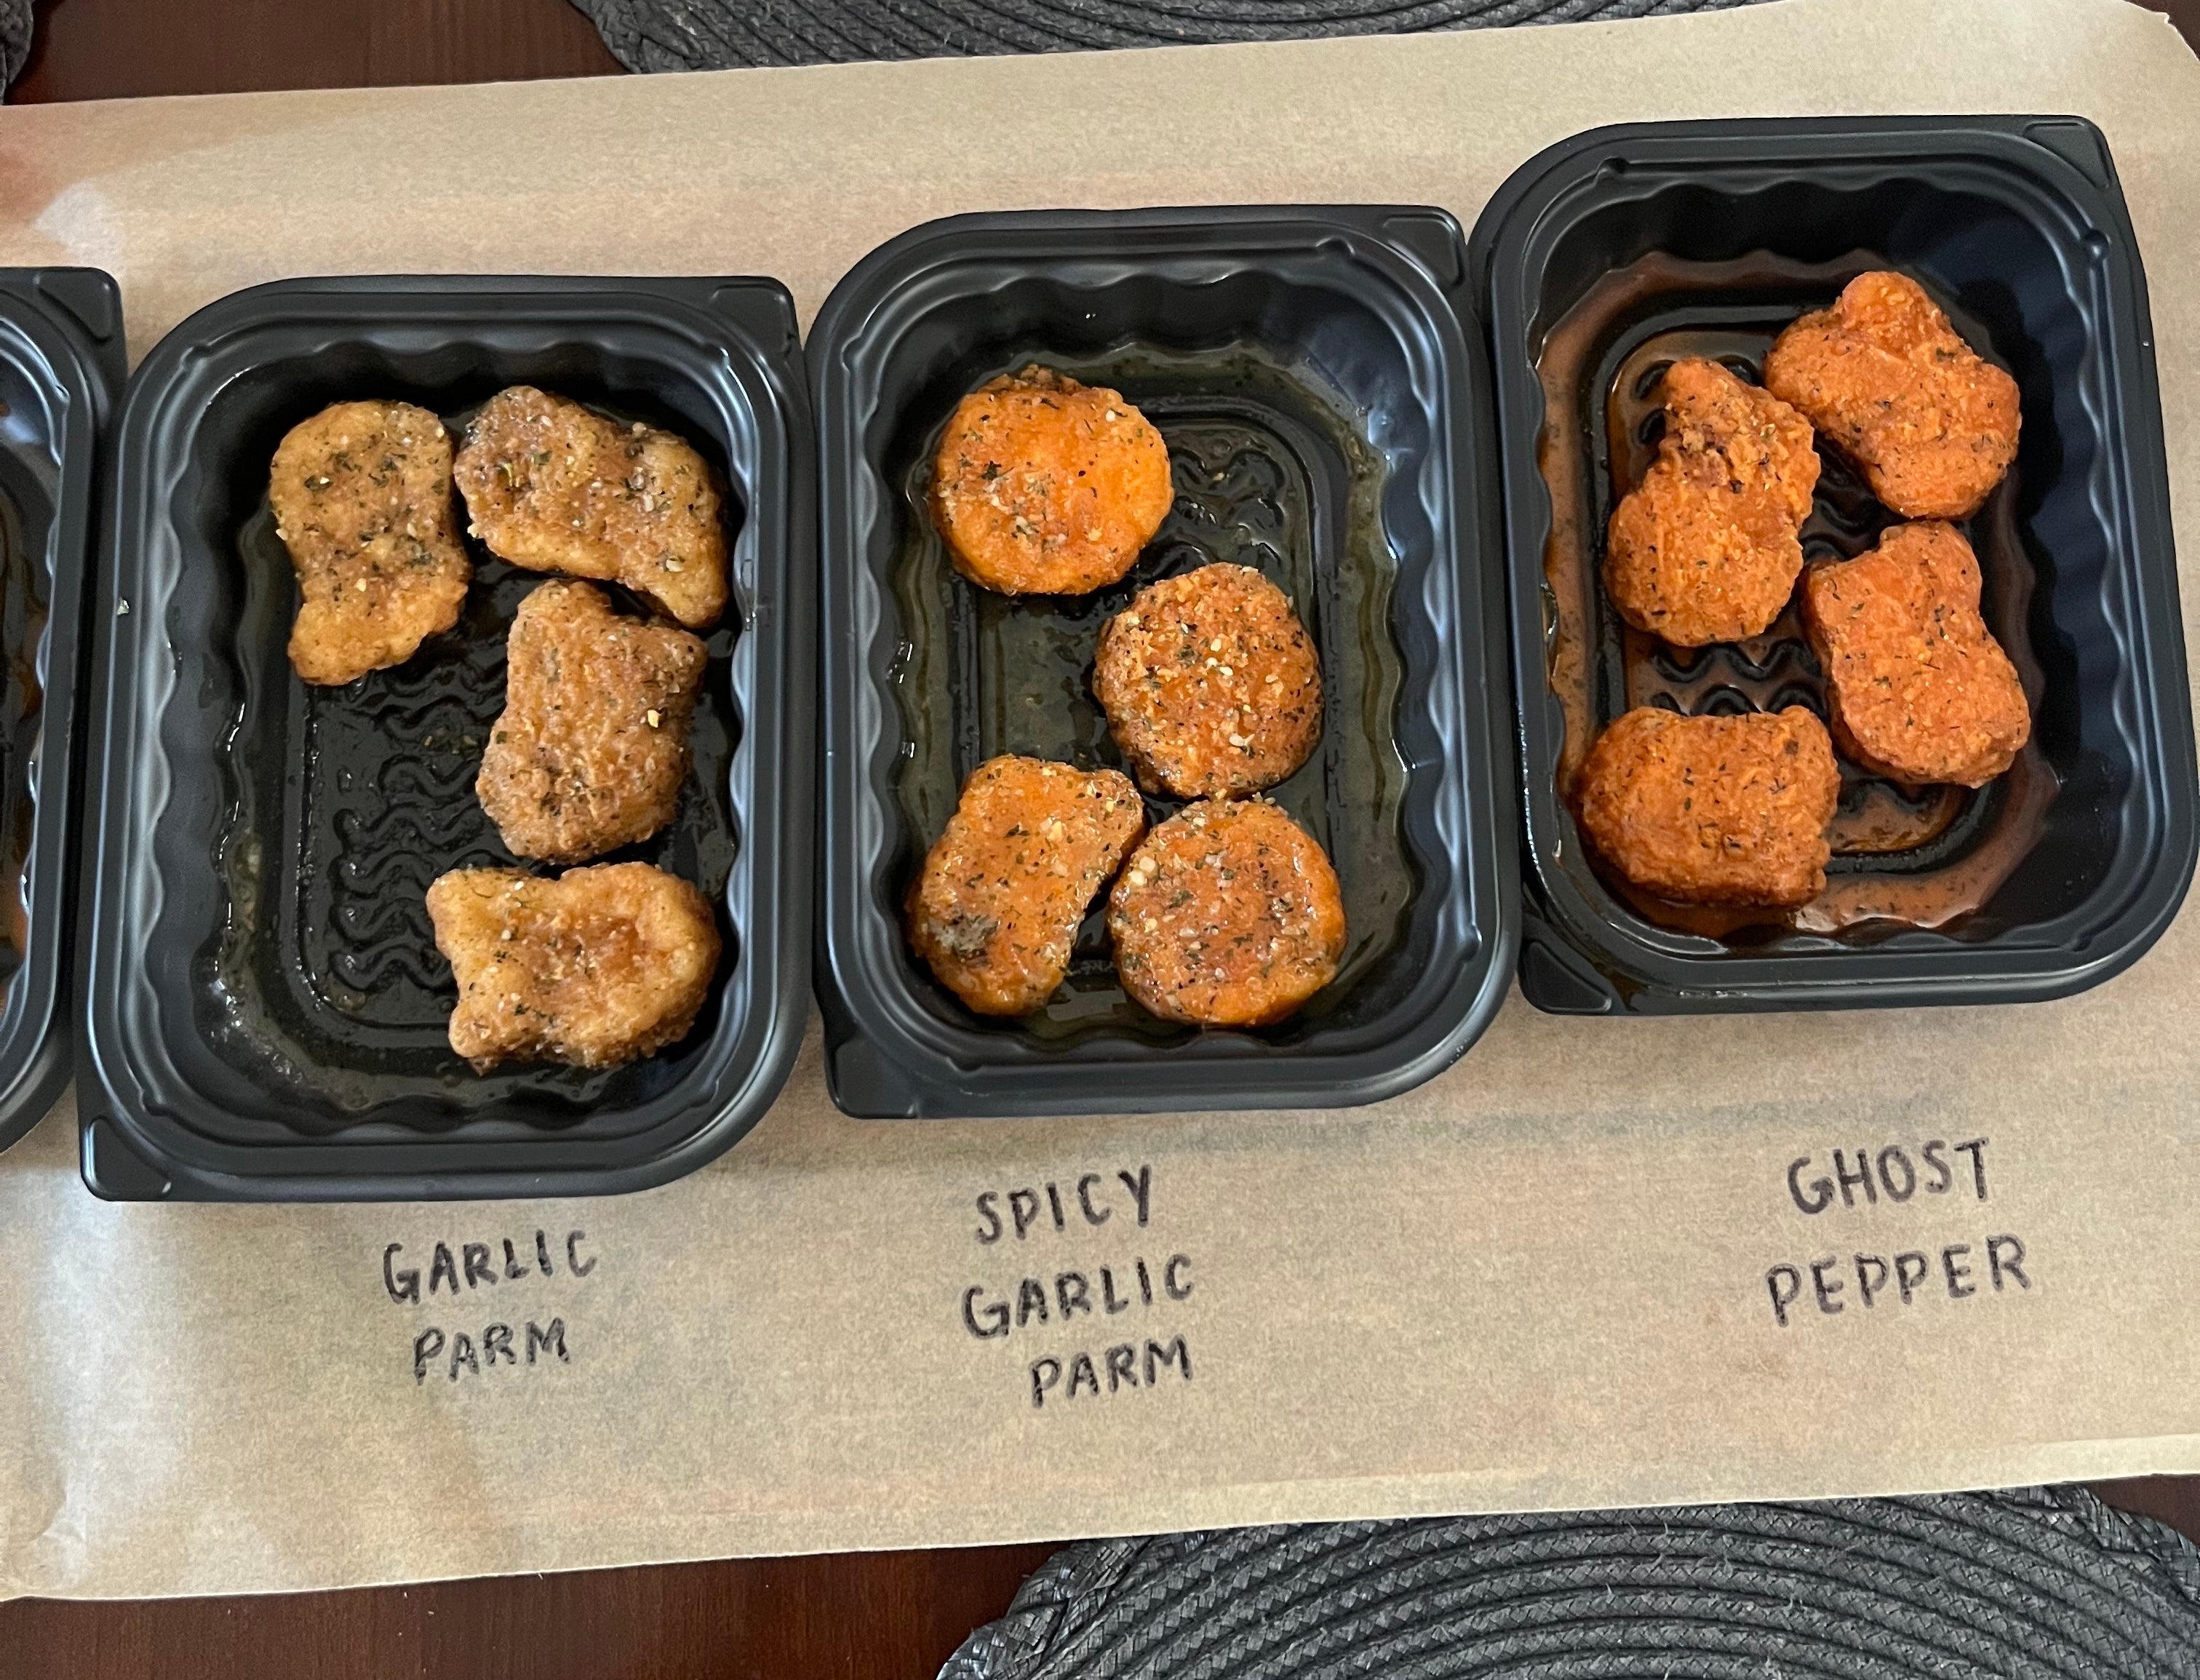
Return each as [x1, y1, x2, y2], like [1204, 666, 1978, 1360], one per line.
[930, 366, 1173, 596]
[427, 862, 720, 1071]
[1094, 564, 1321, 800]
[1109, 799, 1344, 1028]
[1802, 522, 2030, 788]
[270, 399, 470, 686]
[477, 580, 709, 864]
[908, 756, 1146, 1017]
[454, 386, 728, 629]
[1604, 358, 1820, 646]
[1575, 706, 1841, 909]
[1764, 271, 2020, 519]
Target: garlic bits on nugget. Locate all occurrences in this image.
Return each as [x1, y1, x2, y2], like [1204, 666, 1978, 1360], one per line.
[1094, 563, 1322, 800]
[1109, 798, 1344, 1028]
[907, 756, 1146, 1018]
[271, 399, 470, 685]
[428, 861, 720, 1071]
[930, 366, 1172, 596]
[477, 580, 707, 864]
[455, 386, 728, 629]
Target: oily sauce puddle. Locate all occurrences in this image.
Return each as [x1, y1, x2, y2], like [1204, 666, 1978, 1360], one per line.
[1536, 252, 2058, 942]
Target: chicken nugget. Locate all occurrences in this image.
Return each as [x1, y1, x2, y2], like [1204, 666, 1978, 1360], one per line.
[1763, 271, 2020, 519]
[908, 756, 1146, 1017]
[1094, 563, 1321, 799]
[1802, 522, 2030, 787]
[1574, 706, 1841, 908]
[454, 386, 728, 629]
[1109, 799, 1344, 1028]
[930, 366, 1173, 596]
[1603, 358, 1820, 646]
[477, 580, 709, 863]
[270, 399, 471, 685]
[427, 861, 720, 1070]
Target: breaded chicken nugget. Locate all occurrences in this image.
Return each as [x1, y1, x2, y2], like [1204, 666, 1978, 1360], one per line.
[908, 756, 1146, 1017]
[1108, 798, 1344, 1028]
[477, 580, 708, 863]
[271, 399, 471, 686]
[1093, 563, 1321, 800]
[1604, 358, 1820, 646]
[1763, 271, 2020, 519]
[930, 366, 1173, 596]
[427, 861, 720, 1070]
[1802, 522, 2030, 787]
[455, 386, 728, 629]
[1574, 706, 1841, 908]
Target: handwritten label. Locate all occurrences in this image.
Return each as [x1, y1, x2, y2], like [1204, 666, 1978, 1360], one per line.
[957, 1164, 1196, 1410]
[1761, 1136, 2031, 1329]
[381, 1227, 597, 1384]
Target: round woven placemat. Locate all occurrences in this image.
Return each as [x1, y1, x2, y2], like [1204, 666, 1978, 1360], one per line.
[941, 1488, 2200, 1679]
[570, 0, 1769, 71]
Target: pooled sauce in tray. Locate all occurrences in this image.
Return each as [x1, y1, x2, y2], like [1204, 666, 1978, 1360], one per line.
[889, 345, 1411, 1043]
[1537, 252, 2058, 941]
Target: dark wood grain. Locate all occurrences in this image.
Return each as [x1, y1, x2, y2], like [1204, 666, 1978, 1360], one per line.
[12, 0, 624, 103]
[1, 0, 2198, 1673]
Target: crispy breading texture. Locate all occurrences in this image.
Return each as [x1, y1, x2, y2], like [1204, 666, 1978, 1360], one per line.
[1574, 706, 1841, 908]
[1801, 522, 2030, 788]
[454, 386, 728, 629]
[1763, 271, 2020, 520]
[1108, 798, 1344, 1028]
[907, 756, 1147, 1017]
[271, 399, 471, 686]
[930, 366, 1173, 596]
[1603, 358, 1821, 647]
[1093, 563, 1323, 800]
[477, 580, 709, 863]
[427, 861, 721, 1071]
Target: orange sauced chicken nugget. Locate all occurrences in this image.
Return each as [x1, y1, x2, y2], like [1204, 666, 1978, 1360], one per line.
[1574, 706, 1841, 909]
[1763, 271, 2020, 520]
[1801, 522, 2030, 788]
[1603, 357, 1821, 646]
[477, 580, 709, 864]
[1094, 563, 1322, 800]
[454, 386, 728, 629]
[907, 756, 1147, 1017]
[930, 366, 1173, 596]
[1108, 799, 1345, 1028]
[427, 861, 721, 1071]
[271, 399, 471, 685]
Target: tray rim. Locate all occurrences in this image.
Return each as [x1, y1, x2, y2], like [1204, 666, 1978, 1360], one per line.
[1468, 114, 2200, 1014]
[810, 202, 1521, 1118]
[76, 271, 817, 1201]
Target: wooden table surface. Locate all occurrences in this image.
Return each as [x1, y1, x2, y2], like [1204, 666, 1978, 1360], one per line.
[6, 0, 2199, 1673]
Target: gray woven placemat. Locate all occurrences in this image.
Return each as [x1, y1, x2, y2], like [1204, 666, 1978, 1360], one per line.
[942, 1488, 2200, 1679]
[0, 0, 29, 87]
[570, 0, 1771, 71]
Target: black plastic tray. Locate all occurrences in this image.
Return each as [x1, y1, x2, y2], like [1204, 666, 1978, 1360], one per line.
[811, 206, 1517, 1117]
[79, 275, 815, 1199]
[0, 270, 122, 1155]
[1471, 117, 2196, 1014]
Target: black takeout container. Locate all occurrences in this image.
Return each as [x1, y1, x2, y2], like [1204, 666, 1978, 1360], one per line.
[79, 275, 815, 1200]
[810, 206, 1518, 1118]
[1470, 116, 2196, 1014]
[0, 270, 122, 1155]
